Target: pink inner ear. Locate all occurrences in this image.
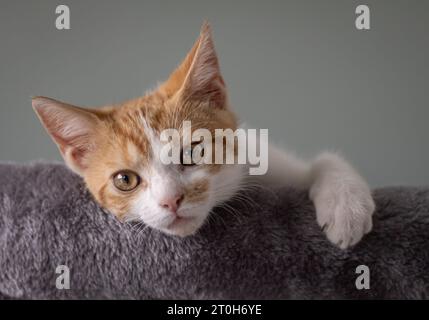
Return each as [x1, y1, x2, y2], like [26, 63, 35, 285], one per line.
[159, 24, 228, 108]
[181, 25, 227, 106]
[50, 120, 97, 171]
[185, 76, 226, 107]
[32, 96, 98, 172]
[69, 147, 90, 170]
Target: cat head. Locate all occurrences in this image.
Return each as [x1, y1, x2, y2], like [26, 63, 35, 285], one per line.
[33, 24, 245, 236]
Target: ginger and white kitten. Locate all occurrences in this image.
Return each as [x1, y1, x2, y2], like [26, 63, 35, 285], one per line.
[33, 24, 374, 249]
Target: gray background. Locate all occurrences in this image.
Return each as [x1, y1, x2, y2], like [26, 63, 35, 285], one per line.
[0, 0, 428, 187]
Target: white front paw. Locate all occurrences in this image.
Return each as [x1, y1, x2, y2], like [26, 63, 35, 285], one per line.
[311, 179, 375, 249]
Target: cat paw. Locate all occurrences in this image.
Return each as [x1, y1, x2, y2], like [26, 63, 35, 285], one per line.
[310, 177, 375, 249]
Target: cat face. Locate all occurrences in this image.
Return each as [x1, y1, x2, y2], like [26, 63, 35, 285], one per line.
[33, 24, 245, 236]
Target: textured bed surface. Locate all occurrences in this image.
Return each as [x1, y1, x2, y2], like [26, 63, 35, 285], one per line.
[0, 162, 428, 299]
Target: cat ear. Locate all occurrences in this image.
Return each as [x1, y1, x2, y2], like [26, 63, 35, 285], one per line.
[159, 23, 227, 108]
[32, 96, 100, 175]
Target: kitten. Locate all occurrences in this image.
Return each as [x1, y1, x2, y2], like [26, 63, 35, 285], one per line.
[33, 24, 374, 249]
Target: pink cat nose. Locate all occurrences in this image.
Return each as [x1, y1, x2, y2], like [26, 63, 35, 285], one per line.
[159, 194, 184, 213]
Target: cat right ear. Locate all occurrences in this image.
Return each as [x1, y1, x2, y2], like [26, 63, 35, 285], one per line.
[159, 23, 227, 108]
[32, 96, 99, 175]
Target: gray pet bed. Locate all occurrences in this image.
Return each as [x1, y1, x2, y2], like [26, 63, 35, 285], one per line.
[0, 162, 428, 299]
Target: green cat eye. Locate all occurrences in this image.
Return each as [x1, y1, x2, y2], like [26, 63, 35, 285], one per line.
[112, 170, 141, 192]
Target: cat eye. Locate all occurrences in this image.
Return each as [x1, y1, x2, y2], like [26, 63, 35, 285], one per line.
[180, 142, 205, 166]
[112, 170, 141, 192]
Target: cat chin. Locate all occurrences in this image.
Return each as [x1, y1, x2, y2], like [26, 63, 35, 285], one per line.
[158, 215, 206, 237]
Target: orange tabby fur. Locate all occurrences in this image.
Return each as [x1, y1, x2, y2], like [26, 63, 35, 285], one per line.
[33, 24, 238, 221]
[33, 23, 376, 247]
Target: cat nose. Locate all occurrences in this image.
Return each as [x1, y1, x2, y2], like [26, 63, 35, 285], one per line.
[159, 194, 184, 213]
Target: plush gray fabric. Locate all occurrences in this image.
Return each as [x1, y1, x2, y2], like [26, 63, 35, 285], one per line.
[0, 162, 428, 299]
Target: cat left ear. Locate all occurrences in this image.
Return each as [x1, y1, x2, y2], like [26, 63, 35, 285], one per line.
[32, 96, 100, 175]
[159, 23, 227, 108]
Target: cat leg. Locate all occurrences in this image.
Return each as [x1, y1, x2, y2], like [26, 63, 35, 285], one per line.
[252, 145, 375, 249]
